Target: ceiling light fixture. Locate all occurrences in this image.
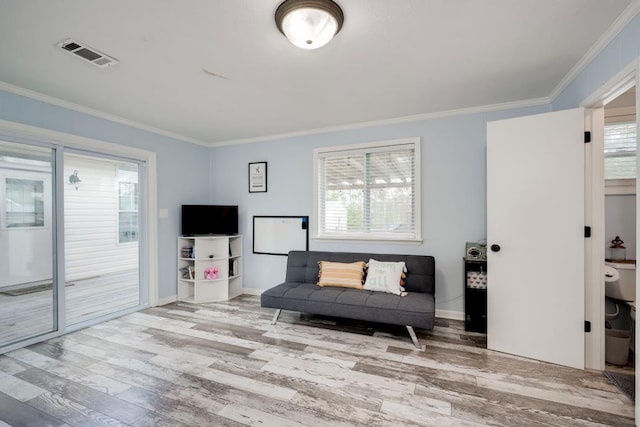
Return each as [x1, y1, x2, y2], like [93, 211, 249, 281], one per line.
[275, 0, 344, 50]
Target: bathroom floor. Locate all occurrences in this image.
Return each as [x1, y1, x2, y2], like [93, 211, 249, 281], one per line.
[604, 357, 636, 374]
[606, 352, 635, 374]
[605, 352, 635, 402]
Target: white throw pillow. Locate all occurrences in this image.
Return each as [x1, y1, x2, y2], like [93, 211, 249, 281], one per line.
[363, 259, 406, 295]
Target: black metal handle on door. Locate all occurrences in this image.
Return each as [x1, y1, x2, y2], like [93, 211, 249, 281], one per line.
[490, 244, 501, 252]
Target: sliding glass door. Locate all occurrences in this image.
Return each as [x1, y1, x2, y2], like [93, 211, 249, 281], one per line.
[0, 136, 147, 351]
[0, 140, 55, 347]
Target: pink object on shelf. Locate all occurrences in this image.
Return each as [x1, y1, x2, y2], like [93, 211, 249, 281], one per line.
[204, 267, 219, 280]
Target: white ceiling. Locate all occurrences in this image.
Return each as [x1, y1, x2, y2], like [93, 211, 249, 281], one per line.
[0, 0, 636, 146]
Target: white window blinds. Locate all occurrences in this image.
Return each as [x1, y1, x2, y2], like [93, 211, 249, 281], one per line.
[315, 138, 420, 241]
[117, 164, 139, 243]
[604, 121, 637, 180]
[5, 177, 45, 228]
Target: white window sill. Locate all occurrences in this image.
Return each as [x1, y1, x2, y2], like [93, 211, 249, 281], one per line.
[313, 236, 423, 245]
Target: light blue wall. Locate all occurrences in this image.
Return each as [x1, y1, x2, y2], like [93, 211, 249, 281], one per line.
[0, 89, 211, 300]
[211, 104, 548, 314]
[553, 13, 640, 110]
[605, 195, 636, 260]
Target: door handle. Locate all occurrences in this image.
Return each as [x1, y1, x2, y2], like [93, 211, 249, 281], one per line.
[490, 244, 501, 252]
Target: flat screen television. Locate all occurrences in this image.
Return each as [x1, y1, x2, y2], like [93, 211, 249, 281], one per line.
[181, 205, 238, 236]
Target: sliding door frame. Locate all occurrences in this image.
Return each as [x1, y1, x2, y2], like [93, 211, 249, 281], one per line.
[62, 147, 149, 331]
[0, 136, 60, 348]
[0, 119, 158, 353]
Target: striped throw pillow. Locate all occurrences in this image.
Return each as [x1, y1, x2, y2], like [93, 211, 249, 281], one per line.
[317, 261, 366, 289]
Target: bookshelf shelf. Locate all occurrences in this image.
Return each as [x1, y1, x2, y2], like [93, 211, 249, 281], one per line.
[177, 235, 243, 303]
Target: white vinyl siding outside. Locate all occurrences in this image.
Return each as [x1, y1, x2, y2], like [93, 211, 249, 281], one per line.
[64, 156, 138, 282]
[314, 138, 421, 242]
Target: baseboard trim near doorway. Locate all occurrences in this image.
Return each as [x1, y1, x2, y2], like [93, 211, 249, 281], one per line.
[436, 309, 465, 321]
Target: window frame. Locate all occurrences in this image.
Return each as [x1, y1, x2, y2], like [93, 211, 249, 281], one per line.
[116, 165, 139, 244]
[0, 166, 51, 230]
[313, 137, 421, 243]
[604, 114, 637, 195]
[4, 177, 45, 228]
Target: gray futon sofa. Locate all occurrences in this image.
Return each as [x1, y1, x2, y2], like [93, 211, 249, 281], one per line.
[260, 250, 436, 348]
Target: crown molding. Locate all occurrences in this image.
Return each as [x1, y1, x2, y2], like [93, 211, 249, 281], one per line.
[0, 81, 210, 147]
[549, 0, 640, 103]
[212, 96, 551, 147]
[580, 57, 639, 107]
[1, 79, 549, 148]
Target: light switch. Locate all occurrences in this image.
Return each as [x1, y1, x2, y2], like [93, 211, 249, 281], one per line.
[159, 208, 169, 219]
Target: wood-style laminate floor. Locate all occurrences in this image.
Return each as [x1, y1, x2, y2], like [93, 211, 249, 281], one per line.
[0, 295, 634, 426]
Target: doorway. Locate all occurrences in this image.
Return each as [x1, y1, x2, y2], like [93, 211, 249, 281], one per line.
[602, 86, 636, 390]
[580, 59, 640, 418]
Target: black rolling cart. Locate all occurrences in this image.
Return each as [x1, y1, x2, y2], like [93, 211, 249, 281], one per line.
[464, 257, 487, 333]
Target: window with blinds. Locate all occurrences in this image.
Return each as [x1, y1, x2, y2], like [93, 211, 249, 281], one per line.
[117, 164, 139, 243]
[5, 177, 45, 228]
[314, 138, 421, 241]
[604, 121, 636, 180]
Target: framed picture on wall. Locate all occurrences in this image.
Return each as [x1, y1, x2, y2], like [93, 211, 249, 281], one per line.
[249, 161, 267, 193]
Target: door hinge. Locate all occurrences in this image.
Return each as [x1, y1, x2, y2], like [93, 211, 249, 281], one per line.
[584, 131, 591, 143]
[585, 320, 591, 333]
[584, 226, 591, 238]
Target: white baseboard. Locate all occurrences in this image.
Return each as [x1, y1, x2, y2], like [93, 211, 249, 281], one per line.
[242, 288, 264, 296]
[435, 309, 465, 321]
[155, 294, 177, 306]
[156, 290, 261, 305]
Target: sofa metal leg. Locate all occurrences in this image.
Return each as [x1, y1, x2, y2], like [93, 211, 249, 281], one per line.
[271, 309, 282, 325]
[406, 325, 421, 349]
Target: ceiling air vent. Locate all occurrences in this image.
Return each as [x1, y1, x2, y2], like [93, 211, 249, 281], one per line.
[57, 39, 118, 68]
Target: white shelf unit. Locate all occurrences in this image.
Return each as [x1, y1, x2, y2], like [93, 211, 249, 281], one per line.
[177, 235, 243, 303]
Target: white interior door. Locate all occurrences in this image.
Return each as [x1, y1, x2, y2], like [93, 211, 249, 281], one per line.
[487, 108, 585, 369]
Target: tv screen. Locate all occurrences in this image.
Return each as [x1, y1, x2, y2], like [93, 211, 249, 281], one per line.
[181, 205, 238, 236]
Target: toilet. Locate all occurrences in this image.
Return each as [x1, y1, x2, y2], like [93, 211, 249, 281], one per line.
[605, 261, 635, 301]
[604, 261, 636, 365]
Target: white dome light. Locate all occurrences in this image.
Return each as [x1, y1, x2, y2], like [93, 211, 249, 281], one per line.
[276, 0, 344, 50]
